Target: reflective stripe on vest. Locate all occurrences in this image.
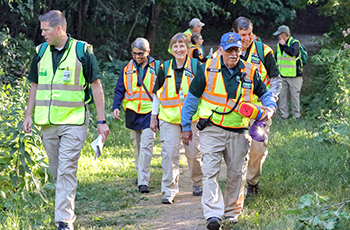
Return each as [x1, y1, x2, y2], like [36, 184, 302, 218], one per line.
[197, 57, 255, 128]
[157, 57, 197, 124]
[276, 36, 299, 77]
[34, 39, 86, 125]
[122, 60, 156, 114]
[190, 44, 204, 60]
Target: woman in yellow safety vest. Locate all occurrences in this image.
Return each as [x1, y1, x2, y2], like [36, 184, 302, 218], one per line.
[112, 38, 161, 194]
[150, 33, 203, 204]
[190, 33, 207, 63]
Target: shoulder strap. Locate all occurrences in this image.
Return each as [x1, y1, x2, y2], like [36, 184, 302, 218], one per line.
[190, 58, 199, 76]
[154, 60, 161, 75]
[255, 41, 265, 66]
[164, 60, 171, 76]
[37, 42, 48, 61]
[76, 40, 86, 65]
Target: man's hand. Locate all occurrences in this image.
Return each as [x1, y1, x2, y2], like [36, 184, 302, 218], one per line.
[113, 108, 120, 120]
[22, 116, 32, 133]
[150, 115, 158, 133]
[182, 130, 192, 146]
[97, 123, 110, 142]
[278, 35, 285, 45]
[259, 106, 276, 122]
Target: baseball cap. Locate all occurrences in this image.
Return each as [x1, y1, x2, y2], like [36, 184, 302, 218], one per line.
[273, 25, 290, 36]
[189, 18, 205, 27]
[220, 32, 242, 50]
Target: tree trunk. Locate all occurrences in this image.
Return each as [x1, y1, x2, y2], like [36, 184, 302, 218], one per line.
[145, 2, 161, 57]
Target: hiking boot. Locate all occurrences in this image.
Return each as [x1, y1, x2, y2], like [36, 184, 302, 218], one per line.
[57, 222, 70, 230]
[247, 182, 259, 197]
[161, 195, 175, 204]
[138, 185, 149, 193]
[206, 217, 221, 230]
[225, 216, 238, 224]
[193, 186, 203, 196]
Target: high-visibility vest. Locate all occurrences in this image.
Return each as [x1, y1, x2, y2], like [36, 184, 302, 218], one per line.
[276, 36, 300, 77]
[246, 41, 273, 104]
[197, 57, 256, 128]
[157, 57, 198, 124]
[183, 28, 192, 43]
[189, 44, 204, 60]
[34, 39, 87, 125]
[122, 60, 158, 114]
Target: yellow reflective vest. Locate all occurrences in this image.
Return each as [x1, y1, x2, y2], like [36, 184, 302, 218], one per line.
[122, 60, 157, 114]
[34, 39, 87, 125]
[157, 57, 198, 124]
[276, 36, 300, 77]
[197, 57, 256, 128]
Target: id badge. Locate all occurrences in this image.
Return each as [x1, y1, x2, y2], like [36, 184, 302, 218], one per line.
[179, 89, 185, 101]
[63, 69, 71, 83]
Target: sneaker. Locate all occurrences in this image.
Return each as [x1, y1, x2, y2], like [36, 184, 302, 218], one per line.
[206, 217, 221, 230]
[57, 222, 70, 230]
[138, 185, 149, 193]
[225, 216, 238, 224]
[247, 182, 259, 197]
[161, 195, 175, 204]
[193, 186, 203, 196]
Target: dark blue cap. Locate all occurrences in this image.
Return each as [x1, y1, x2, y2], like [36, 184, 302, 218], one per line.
[220, 32, 242, 50]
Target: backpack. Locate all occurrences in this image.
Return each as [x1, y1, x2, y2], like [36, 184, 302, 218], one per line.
[163, 58, 199, 76]
[255, 41, 265, 66]
[291, 38, 308, 66]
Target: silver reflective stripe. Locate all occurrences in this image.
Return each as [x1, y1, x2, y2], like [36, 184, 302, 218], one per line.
[125, 61, 134, 95]
[278, 57, 295, 61]
[125, 92, 152, 100]
[161, 60, 172, 99]
[36, 100, 84, 107]
[243, 62, 252, 102]
[160, 98, 179, 106]
[207, 57, 220, 92]
[75, 56, 82, 85]
[279, 65, 296, 68]
[202, 91, 226, 105]
[37, 84, 84, 91]
[227, 99, 239, 112]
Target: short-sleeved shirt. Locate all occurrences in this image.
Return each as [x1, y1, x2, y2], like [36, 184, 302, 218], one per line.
[189, 56, 267, 133]
[152, 56, 201, 94]
[27, 34, 100, 102]
[241, 41, 280, 78]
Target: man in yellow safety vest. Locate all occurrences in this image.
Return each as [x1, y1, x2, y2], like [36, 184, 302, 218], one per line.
[22, 10, 110, 230]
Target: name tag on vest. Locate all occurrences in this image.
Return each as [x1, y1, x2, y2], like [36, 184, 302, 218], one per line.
[149, 66, 156, 75]
[242, 82, 252, 89]
[126, 70, 136, 74]
[207, 68, 220, 72]
[251, 54, 261, 64]
[185, 69, 193, 78]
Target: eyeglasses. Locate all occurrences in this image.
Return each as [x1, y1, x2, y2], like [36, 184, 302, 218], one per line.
[131, 52, 145, 57]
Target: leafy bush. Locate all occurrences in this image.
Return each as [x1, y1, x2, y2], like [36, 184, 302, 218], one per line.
[0, 27, 34, 84]
[0, 80, 53, 210]
[285, 193, 350, 230]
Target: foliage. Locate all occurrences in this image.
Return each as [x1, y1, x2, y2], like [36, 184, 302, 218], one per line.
[0, 80, 53, 210]
[0, 27, 34, 84]
[285, 193, 350, 229]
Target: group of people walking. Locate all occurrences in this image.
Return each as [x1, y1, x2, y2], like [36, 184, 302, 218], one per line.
[22, 10, 304, 230]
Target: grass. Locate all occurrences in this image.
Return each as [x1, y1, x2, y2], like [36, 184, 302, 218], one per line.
[2, 105, 350, 229]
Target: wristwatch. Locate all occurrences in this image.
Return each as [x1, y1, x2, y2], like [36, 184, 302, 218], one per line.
[97, 120, 107, 124]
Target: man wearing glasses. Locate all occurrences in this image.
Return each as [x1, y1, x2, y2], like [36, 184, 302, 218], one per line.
[113, 38, 161, 194]
[181, 32, 276, 229]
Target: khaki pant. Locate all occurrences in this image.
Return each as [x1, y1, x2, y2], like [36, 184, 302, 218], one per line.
[41, 111, 89, 230]
[200, 125, 250, 220]
[130, 128, 155, 186]
[279, 77, 303, 118]
[159, 120, 202, 197]
[246, 119, 272, 185]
